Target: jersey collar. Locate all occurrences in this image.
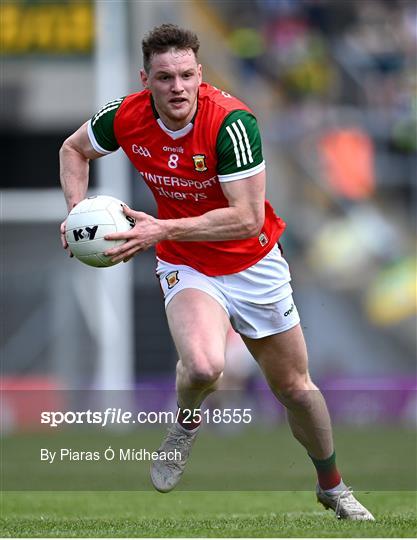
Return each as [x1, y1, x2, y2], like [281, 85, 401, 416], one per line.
[150, 95, 197, 140]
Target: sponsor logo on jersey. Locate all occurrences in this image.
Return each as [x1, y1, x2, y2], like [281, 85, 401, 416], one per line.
[166, 271, 180, 289]
[163, 146, 184, 153]
[132, 144, 151, 157]
[193, 154, 208, 172]
[258, 232, 269, 247]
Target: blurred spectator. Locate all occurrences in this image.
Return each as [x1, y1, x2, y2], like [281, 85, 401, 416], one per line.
[319, 128, 375, 200]
[227, 26, 266, 79]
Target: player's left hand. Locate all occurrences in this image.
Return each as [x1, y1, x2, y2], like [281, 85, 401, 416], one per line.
[60, 218, 74, 257]
[104, 205, 164, 263]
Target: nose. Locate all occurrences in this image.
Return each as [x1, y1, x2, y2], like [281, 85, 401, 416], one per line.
[171, 76, 184, 93]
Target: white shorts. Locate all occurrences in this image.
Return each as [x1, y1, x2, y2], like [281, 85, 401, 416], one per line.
[156, 244, 300, 339]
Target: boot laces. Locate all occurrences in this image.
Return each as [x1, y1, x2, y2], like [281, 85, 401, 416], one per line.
[335, 487, 362, 517]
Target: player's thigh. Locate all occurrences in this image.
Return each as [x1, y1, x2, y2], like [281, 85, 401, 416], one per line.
[166, 288, 230, 371]
[241, 324, 310, 387]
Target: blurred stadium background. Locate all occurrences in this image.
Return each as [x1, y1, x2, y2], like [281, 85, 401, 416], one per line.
[1, 0, 416, 438]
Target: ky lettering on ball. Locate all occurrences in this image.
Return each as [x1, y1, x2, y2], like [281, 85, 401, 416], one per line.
[72, 225, 98, 242]
[65, 195, 135, 268]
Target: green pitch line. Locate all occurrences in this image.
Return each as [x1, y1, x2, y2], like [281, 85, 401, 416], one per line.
[1, 491, 416, 537]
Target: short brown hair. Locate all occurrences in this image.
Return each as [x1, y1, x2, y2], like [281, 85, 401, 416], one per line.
[142, 24, 200, 73]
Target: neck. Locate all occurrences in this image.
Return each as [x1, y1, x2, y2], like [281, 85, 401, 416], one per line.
[153, 101, 197, 132]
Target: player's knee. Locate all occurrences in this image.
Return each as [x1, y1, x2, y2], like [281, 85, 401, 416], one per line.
[184, 356, 224, 386]
[189, 365, 223, 386]
[276, 378, 312, 409]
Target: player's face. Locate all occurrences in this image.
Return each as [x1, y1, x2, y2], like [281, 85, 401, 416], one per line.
[141, 48, 202, 131]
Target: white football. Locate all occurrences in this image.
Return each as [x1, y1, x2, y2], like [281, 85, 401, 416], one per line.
[65, 195, 135, 267]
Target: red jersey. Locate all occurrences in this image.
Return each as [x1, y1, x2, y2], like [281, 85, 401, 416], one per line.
[88, 83, 286, 276]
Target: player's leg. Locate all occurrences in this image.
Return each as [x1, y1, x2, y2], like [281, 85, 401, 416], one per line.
[242, 324, 374, 520]
[167, 288, 230, 413]
[242, 324, 334, 459]
[151, 287, 230, 493]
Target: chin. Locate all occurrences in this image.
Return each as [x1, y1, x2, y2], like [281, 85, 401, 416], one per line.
[169, 110, 191, 123]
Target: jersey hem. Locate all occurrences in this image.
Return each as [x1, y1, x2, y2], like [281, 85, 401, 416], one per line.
[87, 120, 116, 155]
[218, 161, 265, 182]
[156, 233, 279, 277]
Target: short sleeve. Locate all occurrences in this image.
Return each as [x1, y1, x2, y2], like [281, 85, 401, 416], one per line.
[216, 110, 265, 182]
[87, 98, 124, 154]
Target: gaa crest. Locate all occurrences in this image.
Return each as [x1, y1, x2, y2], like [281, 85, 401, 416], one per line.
[166, 271, 180, 289]
[192, 154, 208, 172]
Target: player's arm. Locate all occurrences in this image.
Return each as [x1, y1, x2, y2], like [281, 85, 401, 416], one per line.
[60, 122, 103, 212]
[59, 122, 103, 252]
[105, 174, 264, 263]
[59, 98, 123, 251]
[106, 170, 265, 262]
[160, 170, 265, 240]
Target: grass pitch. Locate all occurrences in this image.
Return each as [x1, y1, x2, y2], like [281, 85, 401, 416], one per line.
[1, 425, 416, 536]
[1, 490, 416, 537]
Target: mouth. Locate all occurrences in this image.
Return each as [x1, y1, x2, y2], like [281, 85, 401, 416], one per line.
[169, 97, 188, 106]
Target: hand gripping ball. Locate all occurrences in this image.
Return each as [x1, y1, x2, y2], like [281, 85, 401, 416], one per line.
[65, 195, 135, 267]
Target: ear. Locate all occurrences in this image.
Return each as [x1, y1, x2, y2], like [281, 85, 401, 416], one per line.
[140, 69, 148, 89]
[197, 63, 202, 85]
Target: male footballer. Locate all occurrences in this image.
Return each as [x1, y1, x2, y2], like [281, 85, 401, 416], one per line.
[60, 24, 374, 520]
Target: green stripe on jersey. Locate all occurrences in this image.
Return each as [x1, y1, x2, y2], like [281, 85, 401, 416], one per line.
[216, 110, 263, 176]
[90, 97, 124, 152]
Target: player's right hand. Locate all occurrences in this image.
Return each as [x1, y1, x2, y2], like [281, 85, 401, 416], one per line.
[60, 219, 73, 257]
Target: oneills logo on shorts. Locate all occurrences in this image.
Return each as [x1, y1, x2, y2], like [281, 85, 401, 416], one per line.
[166, 271, 180, 289]
[284, 303, 295, 317]
[192, 154, 208, 172]
[258, 232, 269, 247]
